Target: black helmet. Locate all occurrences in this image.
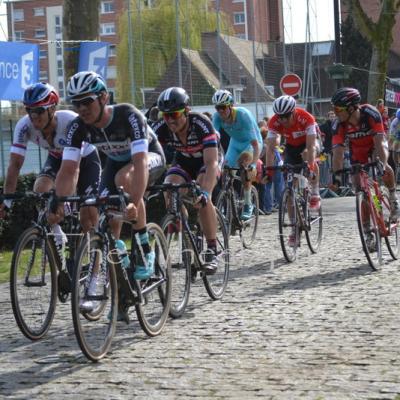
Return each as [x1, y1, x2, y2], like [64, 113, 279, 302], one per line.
[331, 87, 361, 107]
[157, 87, 189, 112]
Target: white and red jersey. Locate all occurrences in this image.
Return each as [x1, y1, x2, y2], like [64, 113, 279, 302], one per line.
[267, 108, 316, 147]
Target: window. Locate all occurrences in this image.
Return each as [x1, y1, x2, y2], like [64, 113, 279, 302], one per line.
[56, 46, 63, 56]
[55, 26, 62, 35]
[234, 12, 245, 24]
[109, 44, 116, 57]
[13, 9, 24, 21]
[15, 31, 24, 41]
[101, 1, 115, 13]
[35, 29, 46, 38]
[55, 16, 61, 25]
[39, 71, 48, 81]
[100, 23, 115, 36]
[33, 7, 45, 17]
[39, 49, 47, 59]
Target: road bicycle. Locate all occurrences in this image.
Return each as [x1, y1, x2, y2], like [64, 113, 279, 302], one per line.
[154, 182, 229, 318]
[215, 165, 259, 248]
[0, 191, 82, 341]
[340, 160, 399, 270]
[269, 163, 323, 262]
[68, 189, 171, 362]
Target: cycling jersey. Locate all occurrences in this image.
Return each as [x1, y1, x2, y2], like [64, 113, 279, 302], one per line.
[63, 103, 157, 162]
[267, 108, 316, 147]
[333, 104, 385, 163]
[389, 117, 400, 141]
[153, 111, 222, 177]
[11, 110, 96, 159]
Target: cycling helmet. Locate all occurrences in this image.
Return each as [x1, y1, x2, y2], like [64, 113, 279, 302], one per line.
[331, 87, 361, 107]
[273, 95, 296, 115]
[66, 71, 107, 99]
[157, 87, 190, 112]
[396, 109, 400, 119]
[212, 89, 234, 106]
[23, 82, 59, 107]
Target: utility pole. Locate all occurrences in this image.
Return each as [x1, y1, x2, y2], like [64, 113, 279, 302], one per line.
[216, 0, 223, 88]
[127, 0, 136, 103]
[175, 0, 182, 87]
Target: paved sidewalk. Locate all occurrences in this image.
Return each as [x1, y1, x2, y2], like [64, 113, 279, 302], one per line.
[1, 197, 400, 400]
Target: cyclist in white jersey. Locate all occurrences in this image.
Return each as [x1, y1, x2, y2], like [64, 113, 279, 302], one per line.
[0, 83, 101, 233]
[389, 108, 400, 165]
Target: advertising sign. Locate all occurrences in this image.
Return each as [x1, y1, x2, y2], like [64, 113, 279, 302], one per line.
[78, 42, 109, 79]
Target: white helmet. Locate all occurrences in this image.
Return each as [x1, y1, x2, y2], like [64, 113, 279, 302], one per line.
[66, 71, 107, 99]
[273, 95, 296, 115]
[212, 89, 234, 106]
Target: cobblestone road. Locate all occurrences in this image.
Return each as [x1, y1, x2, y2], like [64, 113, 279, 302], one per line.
[1, 197, 400, 400]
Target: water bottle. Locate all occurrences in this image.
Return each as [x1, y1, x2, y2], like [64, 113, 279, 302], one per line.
[115, 239, 130, 269]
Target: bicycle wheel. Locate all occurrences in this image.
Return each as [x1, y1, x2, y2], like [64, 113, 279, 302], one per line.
[239, 185, 259, 248]
[381, 187, 400, 259]
[215, 189, 233, 236]
[202, 208, 230, 300]
[71, 232, 117, 362]
[135, 223, 172, 336]
[161, 214, 191, 318]
[10, 227, 58, 341]
[278, 188, 298, 262]
[304, 190, 323, 253]
[355, 191, 382, 270]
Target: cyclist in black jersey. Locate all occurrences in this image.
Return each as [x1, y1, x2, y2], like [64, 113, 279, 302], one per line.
[48, 71, 166, 288]
[154, 87, 222, 273]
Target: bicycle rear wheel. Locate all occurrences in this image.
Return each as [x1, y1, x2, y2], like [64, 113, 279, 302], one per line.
[381, 187, 400, 259]
[278, 188, 299, 262]
[239, 185, 259, 248]
[304, 190, 323, 253]
[71, 233, 117, 362]
[355, 191, 382, 270]
[202, 209, 230, 300]
[10, 226, 57, 340]
[161, 214, 191, 318]
[136, 223, 171, 336]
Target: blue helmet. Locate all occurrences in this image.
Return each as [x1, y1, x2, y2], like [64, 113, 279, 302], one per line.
[23, 82, 59, 107]
[396, 109, 400, 119]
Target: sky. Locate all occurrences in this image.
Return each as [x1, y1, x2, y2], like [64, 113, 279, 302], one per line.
[283, 0, 335, 43]
[0, 2, 6, 41]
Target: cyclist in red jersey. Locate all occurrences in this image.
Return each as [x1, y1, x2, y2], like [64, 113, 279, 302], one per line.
[266, 95, 320, 205]
[331, 87, 400, 219]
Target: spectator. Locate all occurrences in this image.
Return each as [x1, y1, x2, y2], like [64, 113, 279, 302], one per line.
[319, 110, 336, 187]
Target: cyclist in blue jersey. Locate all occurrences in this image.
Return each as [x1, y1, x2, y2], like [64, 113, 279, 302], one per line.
[212, 89, 263, 220]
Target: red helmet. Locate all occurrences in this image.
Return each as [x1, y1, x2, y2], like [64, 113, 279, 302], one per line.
[23, 82, 59, 107]
[331, 87, 361, 108]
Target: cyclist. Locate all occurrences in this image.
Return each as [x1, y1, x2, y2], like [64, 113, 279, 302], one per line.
[48, 71, 166, 286]
[154, 86, 222, 273]
[331, 87, 400, 220]
[0, 82, 101, 241]
[212, 89, 263, 221]
[389, 108, 400, 165]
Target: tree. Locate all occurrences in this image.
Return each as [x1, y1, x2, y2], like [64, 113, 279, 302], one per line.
[63, 1, 101, 83]
[340, 15, 372, 102]
[116, 0, 233, 105]
[344, 0, 400, 103]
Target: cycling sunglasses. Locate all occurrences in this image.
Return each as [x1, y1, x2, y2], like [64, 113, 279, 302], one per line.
[278, 112, 292, 120]
[71, 95, 99, 108]
[215, 104, 230, 111]
[161, 108, 186, 120]
[25, 104, 52, 115]
[333, 105, 348, 113]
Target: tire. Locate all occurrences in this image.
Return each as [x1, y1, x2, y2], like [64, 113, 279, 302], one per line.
[71, 232, 118, 362]
[278, 188, 298, 262]
[304, 190, 323, 253]
[161, 214, 191, 318]
[135, 223, 172, 336]
[239, 185, 259, 248]
[216, 189, 233, 237]
[203, 208, 230, 300]
[380, 187, 400, 259]
[355, 191, 382, 270]
[10, 227, 58, 341]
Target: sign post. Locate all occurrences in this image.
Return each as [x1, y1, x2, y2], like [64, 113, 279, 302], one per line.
[279, 73, 302, 97]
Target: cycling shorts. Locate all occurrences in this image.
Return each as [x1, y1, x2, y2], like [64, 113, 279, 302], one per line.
[225, 139, 262, 167]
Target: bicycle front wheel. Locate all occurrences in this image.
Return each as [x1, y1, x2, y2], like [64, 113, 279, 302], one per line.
[71, 232, 117, 362]
[381, 187, 400, 259]
[10, 227, 58, 341]
[216, 189, 233, 236]
[203, 208, 230, 300]
[278, 188, 298, 262]
[161, 214, 191, 318]
[355, 191, 382, 270]
[136, 223, 172, 336]
[239, 185, 259, 248]
[304, 191, 323, 253]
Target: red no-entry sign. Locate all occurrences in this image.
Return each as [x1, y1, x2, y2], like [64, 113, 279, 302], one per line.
[280, 73, 302, 96]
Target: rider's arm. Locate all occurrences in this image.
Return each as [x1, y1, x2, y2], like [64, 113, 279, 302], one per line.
[332, 145, 345, 172]
[4, 153, 24, 193]
[55, 159, 80, 196]
[250, 139, 260, 165]
[202, 147, 219, 196]
[305, 124, 316, 166]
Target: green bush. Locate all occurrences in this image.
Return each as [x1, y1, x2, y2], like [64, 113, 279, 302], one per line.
[0, 174, 37, 250]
